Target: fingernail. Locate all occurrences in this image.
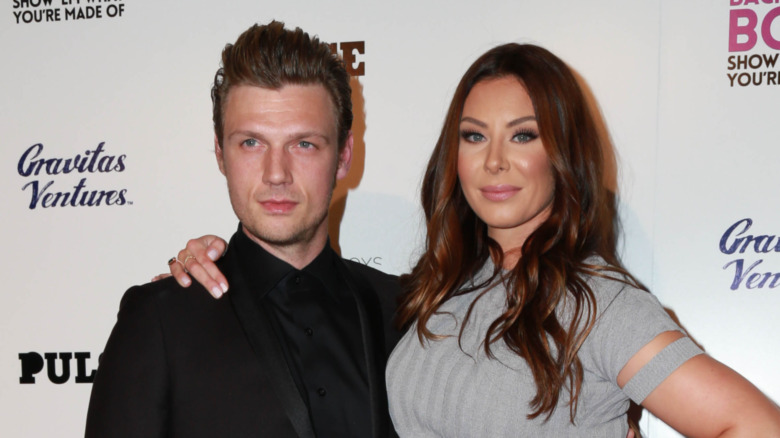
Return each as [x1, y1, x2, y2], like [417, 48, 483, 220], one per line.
[182, 277, 191, 286]
[207, 249, 219, 261]
[211, 286, 223, 298]
[221, 282, 228, 293]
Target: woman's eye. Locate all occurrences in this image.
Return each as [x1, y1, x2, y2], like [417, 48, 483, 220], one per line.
[241, 138, 259, 147]
[460, 131, 485, 143]
[513, 130, 538, 143]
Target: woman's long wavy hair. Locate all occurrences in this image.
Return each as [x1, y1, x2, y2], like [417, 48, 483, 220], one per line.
[397, 43, 643, 421]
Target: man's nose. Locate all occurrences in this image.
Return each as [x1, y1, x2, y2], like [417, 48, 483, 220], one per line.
[262, 147, 293, 185]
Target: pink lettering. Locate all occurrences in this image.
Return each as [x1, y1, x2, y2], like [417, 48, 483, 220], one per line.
[761, 7, 780, 49]
[730, 9, 758, 51]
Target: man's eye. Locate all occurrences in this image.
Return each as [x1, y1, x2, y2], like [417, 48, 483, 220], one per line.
[299, 141, 315, 149]
[241, 138, 259, 147]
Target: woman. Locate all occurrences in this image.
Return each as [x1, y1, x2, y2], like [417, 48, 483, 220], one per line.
[168, 44, 780, 435]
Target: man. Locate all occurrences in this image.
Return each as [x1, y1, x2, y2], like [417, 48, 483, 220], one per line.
[85, 21, 401, 438]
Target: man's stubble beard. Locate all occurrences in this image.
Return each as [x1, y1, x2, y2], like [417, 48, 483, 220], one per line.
[242, 174, 336, 249]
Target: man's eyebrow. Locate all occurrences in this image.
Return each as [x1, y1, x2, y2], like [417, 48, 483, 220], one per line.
[289, 131, 332, 143]
[226, 129, 262, 140]
[227, 130, 333, 143]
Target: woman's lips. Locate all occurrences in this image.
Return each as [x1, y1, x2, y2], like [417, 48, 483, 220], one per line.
[480, 185, 520, 201]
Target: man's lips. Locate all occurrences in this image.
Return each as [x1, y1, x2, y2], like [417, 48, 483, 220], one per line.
[259, 199, 298, 213]
[480, 185, 520, 201]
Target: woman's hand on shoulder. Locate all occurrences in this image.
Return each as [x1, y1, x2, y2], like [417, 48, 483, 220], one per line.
[619, 331, 780, 437]
[164, 235, 229, 299]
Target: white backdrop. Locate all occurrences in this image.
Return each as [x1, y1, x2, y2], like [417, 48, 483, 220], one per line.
[2, 0, 778, 436]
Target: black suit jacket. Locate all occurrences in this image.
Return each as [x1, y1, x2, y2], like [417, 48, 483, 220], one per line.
[85, 238, 401, 438]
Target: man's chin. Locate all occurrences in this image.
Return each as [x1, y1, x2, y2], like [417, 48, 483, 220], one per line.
[241, 224, 311, 248]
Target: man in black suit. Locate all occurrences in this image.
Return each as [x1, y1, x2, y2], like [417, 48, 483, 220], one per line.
[85, 21, 401, 438]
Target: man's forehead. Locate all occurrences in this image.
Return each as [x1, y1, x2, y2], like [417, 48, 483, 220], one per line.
[222, 84, 339, 140]
[225, 83, 334, 106]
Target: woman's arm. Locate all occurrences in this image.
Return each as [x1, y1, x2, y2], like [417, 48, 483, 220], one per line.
[167, 235, 229, 298]
[618, 331, 780, 437]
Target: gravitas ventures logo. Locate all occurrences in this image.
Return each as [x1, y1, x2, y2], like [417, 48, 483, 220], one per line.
[720, 218, 780, 290]
[17, 142, 131, 209]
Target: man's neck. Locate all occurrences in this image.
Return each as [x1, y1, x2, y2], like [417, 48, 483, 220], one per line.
[240, 225, 329, 270]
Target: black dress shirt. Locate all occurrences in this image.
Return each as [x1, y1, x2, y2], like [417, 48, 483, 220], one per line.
[232, 227, 371, 438]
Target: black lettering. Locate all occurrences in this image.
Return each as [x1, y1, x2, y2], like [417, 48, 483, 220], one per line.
[74, 352, 97, 383]
[105, 3, 124, 17]
[44, 157, 63, 175]
[22, 179, 54, 209]
[113, 154, 126, 172]
[103, 190, 119, 205]
[116, 189, 128, 205]
[737, 55, 748, 70]
[50, 191, 71, 207]
[763, 53, 779, 68]
[18, 352, 44, 384]
[97, 155, 114, 172]
[17, 143, 43, 177]
[45, 352, 72, 384]
[749, 54, 763, 69]
[720, 218, 752, 254]
[723, 258, 762, 290]
[41, 191, 56, 208]
[87, 142, 105, 172]
[70, 178, 88, 206]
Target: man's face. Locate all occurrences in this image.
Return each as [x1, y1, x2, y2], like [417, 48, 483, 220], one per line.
[216, 84, 352, 252]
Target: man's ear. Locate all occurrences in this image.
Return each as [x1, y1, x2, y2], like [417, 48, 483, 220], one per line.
[215, 135, 226, 175]
[336, 131, 353, 180]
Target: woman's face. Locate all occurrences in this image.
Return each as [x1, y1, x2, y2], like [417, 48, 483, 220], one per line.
[457, 76, 555, 251]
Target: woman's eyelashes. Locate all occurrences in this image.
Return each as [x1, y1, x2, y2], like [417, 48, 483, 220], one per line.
[460, 130, 485, 143]
[512, 129, 538, 143]
[459, 128, 539, 144]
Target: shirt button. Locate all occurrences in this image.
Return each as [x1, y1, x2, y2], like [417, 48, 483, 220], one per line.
[317, 387, 327, 397]
[304, 327, 314, 337]
[294, 275, 301, 284]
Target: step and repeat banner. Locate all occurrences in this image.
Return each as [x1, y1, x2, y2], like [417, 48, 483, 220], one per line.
[2, 0, 778, 436]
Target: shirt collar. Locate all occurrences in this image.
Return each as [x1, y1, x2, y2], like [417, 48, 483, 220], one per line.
[231, 224, 341, 299]
[303, 238, 340, 297]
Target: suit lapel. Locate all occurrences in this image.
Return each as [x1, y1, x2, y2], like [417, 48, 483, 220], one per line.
[222, 249, 316, 438]
[337, 259, 392, 438]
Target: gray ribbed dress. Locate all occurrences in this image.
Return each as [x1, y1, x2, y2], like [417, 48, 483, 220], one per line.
[386, 260, 702, 437]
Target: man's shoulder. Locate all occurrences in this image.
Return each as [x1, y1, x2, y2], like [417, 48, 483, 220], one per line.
[117, 276, 217, 319]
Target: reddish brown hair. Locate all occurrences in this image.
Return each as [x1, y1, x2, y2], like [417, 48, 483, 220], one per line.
[398, 43, 642, 421]
[211, 21, 352, 148]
